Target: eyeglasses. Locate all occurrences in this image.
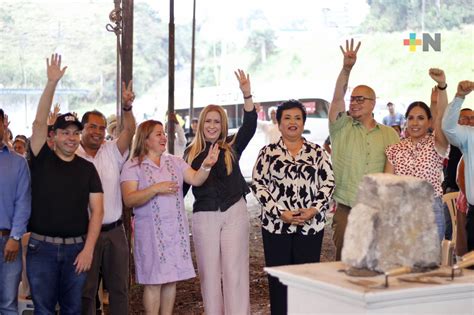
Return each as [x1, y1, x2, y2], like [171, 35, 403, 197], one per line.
[350, 96, 375, 104]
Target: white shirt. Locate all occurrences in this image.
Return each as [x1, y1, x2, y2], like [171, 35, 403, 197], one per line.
[258, 120, 281, 144]
[76, 140, 128, 224]
[168, 123, 187, 157]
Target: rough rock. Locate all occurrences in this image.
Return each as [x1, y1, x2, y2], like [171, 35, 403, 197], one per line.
[342, 173, 440, 272]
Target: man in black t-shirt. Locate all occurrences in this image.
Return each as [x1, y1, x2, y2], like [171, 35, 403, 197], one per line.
[27, 53, 104, 314]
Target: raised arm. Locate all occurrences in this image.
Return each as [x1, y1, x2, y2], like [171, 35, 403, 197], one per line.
[2, 114, 12, 149]
[116, 80, 136, 155]
[175, 120, 187, 147]
[442, 81, 474, 148]
[30, 54, 67, 156]
[234, 69, 254, 112]
[329, 39, 361, 123]
[428, 68, 449, 155]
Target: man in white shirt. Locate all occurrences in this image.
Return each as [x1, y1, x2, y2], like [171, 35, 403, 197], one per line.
[77, 82, 136, 315]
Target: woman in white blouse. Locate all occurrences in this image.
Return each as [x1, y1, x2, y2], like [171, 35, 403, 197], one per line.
[251, 100, 335, 315]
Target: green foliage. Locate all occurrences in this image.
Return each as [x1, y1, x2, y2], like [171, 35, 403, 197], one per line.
[361, 0, 473, 32]
[0, 1, 184, 108]
[246, 29, 278, 71]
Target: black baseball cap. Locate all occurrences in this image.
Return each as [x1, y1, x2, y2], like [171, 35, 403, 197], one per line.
[53, 113, 83, 131]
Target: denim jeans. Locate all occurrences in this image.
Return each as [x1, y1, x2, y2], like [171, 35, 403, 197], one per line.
[26, 238, 87, 315]
[433, 196, 446, 242]
[0, 235, 22, 315]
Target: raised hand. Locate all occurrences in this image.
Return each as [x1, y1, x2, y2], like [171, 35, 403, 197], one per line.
[122, 80, 135, 108]
[3, 113, 9, 129]
[340, 38, 361, 71]
[456, 80, 474, 98]
[53, 103, 60, 115]
[47, 103, 61, 125]
[429, 68, 446, 86]
[234, 69, 251, 97]
[2, 114, 11, 144]
[46, 53, 67, 83]
[168, 112, 178, 124]
[202, 143, 220, 168]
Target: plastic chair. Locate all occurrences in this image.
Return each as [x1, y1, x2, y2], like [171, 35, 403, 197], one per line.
[443, 191, 459, 245]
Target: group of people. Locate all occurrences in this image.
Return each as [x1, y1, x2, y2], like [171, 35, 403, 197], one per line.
[1, 38, 473, 315]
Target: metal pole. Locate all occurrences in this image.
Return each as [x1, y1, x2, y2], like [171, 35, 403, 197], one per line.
[168, 0, 175, 154]
[189, 0, 196, 124]
[106, 0, 123, 129]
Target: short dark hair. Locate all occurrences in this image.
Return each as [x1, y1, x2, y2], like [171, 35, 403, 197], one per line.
[460, 108, 473, 113]
[276, 99, 307, 124]
[387, 102, 394, 107]
[81, 110, 107, 126]
[405, 101, 432, 119]
[0, 108, 4, 122]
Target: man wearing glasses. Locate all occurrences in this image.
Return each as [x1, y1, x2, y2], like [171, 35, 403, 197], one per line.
[328, 39, 399, 260]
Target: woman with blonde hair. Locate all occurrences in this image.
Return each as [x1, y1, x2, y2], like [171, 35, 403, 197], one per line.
[120, 120, 218, 315]
[184, 69, 257, 314]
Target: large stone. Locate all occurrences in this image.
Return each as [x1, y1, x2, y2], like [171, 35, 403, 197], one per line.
[342, 173, 440, 272]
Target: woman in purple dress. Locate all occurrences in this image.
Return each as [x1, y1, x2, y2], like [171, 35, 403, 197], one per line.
[120, 120, 218, 314]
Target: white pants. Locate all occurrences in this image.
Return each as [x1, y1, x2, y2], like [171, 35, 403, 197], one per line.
[192, 198, 250, 315]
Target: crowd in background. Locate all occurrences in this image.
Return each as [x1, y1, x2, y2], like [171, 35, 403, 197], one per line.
[1, 39, 473, 315]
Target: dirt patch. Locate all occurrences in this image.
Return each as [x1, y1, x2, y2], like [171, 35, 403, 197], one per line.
[110, 194, 335, 314]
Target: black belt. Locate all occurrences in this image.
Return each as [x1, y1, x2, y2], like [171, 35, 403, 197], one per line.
[30, 232, 85, 245]
[0, 229, 11, 236]
[101, 219, 123, 232]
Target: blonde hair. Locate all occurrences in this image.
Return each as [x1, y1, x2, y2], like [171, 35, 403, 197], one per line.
[186, 105, 235, 175]
[131, 120, 163, 163]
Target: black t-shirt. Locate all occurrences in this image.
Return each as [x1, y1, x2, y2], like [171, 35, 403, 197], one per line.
[28, 143, 103, 237]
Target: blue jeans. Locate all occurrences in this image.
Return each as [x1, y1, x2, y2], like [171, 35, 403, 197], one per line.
[433, 197, 445, 242]
[26, 238, 86, 315]
[0, 235, 22, 315]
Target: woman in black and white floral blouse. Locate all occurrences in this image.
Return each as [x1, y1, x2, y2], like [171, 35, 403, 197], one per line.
[251, 100, 335, 315]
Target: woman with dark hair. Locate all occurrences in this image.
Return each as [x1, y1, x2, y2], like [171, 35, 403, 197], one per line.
[385, 68, 450, 241]
[120, 120, 218, 315]
[184, 69, 256, 315]
[251, 99, 335, 315]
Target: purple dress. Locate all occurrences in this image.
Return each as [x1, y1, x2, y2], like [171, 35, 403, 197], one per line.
[120, 154, 196, 284]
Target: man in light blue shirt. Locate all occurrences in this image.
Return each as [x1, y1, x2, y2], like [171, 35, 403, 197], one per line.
[442, 80, 474, 251]
[0, 108, 32, 314]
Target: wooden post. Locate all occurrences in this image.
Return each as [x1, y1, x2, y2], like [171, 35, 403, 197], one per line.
[122, 0, 133, 88]
[168, 0, 175, 154]
[189, 0, 196, 123]
[121, 0, 134, 289]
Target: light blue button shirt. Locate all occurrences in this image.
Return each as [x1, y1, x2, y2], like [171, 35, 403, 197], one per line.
[0, 145, 31, 238]
[442, 97, 474, 205]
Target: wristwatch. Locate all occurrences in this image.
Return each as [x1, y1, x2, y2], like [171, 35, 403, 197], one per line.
[9, 235, 21, 241]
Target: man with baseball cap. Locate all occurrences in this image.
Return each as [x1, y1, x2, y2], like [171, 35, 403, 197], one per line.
[27, 53, 104, 314]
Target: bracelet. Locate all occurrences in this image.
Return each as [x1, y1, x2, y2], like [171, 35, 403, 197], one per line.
[243, 94, 253, 99]
[200, 165, 211, 172]
[437, 84, 447, 90]
[122, 106, 133, 112]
